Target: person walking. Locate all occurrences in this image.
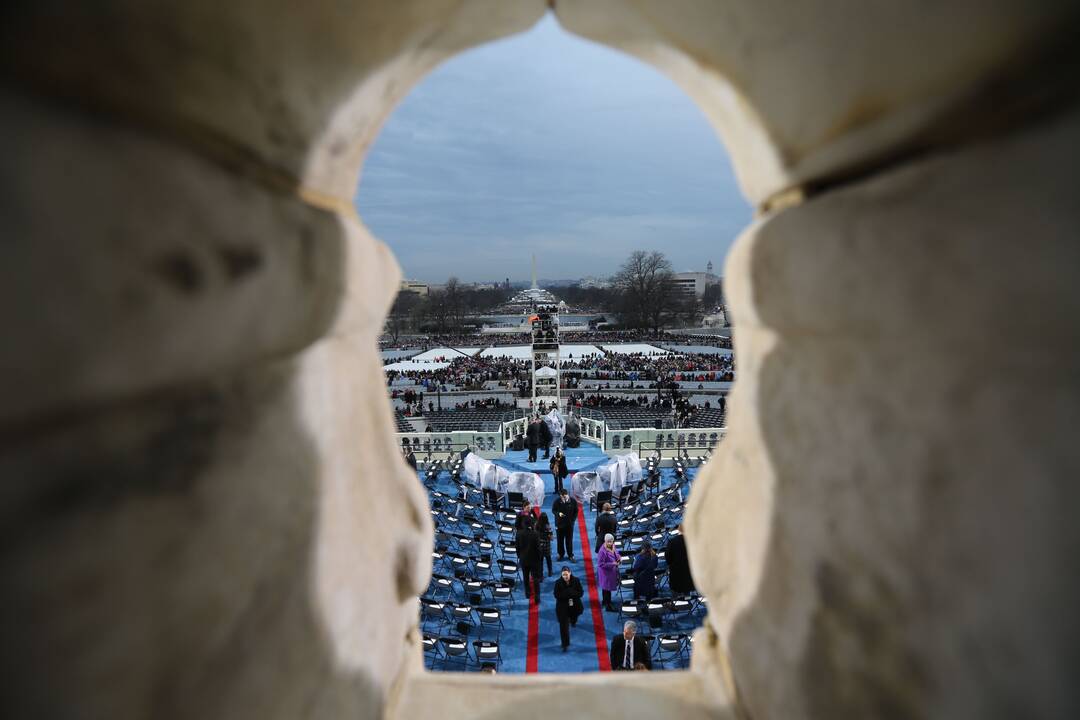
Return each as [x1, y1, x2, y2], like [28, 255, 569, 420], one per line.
[515, 500, 540, 530]
[594, 502, 617, 553]
[665, 524, 696, 595]
[539, 416, 553, 460]
[516, 517, 542, 603]
[549, 447, 569, 494]
[632, 542, 658, 601]
[596, 533, 621, 611]
[525, 417, 541, 462]
[552, 488, 578, 561]
[536, 511, 554, 577]
[552, 566, 584, 652]
[610, 620, 651, 671]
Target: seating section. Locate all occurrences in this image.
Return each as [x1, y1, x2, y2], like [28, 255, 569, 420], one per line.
[393, 409, 414, 432]
[416, 450, 710, 672]
[590, 408, 673, 430]
[682, 408, 726, 428]
[425, 408, 527, 432]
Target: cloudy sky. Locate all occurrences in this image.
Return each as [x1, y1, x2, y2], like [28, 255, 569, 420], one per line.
[354, 13, 751, 284]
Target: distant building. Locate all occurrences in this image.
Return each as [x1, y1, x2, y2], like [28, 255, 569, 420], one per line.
[673, 267, 721, 298]
[578, 275, 610, 289]
[399, 279, 429, 296]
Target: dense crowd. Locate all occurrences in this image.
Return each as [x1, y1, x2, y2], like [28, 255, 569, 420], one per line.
[380, 329, 732, 352]
[387, 348, 734, 419]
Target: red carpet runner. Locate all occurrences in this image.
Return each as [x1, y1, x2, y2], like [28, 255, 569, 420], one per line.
[526, 587, 540, 672]
[576, 502, 612, 671]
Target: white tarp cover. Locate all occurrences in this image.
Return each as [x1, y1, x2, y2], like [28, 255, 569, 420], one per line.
[571, 471, 601, 505]
[383, 360, 451, 372]
[593, 452, 643, 500]
[506, 472, 545, 508]
[544, 409, 565, 448]
[599, 343, 673, 356]
[463, 453, 511, 491]
[411, 347, 470, 361]
[534, 365, 557, 377]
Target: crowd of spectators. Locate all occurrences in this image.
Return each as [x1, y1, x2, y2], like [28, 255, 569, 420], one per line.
[379, 329, 733, 352]
[387, 348, 734, 421]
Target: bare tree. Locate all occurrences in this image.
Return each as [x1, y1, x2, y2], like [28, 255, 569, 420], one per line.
[386, 290, 420, 343]
[611, 250, 678, 335]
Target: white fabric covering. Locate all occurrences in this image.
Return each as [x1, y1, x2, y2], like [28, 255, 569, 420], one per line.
[544, 409, 565, 448]
[506, 472, 545, 508]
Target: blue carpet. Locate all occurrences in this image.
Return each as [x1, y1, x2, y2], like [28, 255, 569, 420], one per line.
[421, 447, 704, 673]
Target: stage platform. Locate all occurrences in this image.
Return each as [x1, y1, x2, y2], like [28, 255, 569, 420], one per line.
[494, 443, 610, 480]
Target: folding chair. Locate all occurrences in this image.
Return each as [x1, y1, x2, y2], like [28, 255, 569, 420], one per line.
[489, 581, 515, 608]
[472, 555, 495, 581]
[450, 602, 475, 631]
[463, 577, 487, 604]
[498, 540, 518, 562]
[438, 636, 470, 670]
[668, 596, 695, 629]
[506, 491, 525, 511]
[420, 599, 449, 634]
[645, 599, 669, 630]
[429, 574, 457, 601]
[446, 552, 470, 574]
[655, 634, 690, 668]
[618, 599, 643, 623]
[475, 606, 504, 641]
[422, 632, 443, 669]
[497, 559, 519, 587]
[472, 640, 502, 671]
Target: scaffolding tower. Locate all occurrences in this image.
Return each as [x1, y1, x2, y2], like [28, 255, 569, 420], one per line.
[530, 303, 560, 414]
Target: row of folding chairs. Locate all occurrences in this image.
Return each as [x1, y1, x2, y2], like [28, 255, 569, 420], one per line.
[420, 597, 507, 639]
[422, 633, 502, 672]
[617, 594, 708, 633]
[633, 632, 694, 669]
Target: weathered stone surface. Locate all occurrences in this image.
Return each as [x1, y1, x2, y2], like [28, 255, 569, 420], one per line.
[0, 0, 549, 199]
[2, 1, 1078, 719]
[555, 0, 1080, 205]
[0, 89, 345, 427]
[691, 108, 1080, 720]
[392, 659, 734, 720]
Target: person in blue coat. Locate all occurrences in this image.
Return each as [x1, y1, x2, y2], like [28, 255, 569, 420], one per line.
[632, 542, 658, 600]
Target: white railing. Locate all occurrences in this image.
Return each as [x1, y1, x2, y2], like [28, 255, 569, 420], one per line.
[605, 427, 726, 456]
[397, 430, 504, 460]
[395, 416, 723, 461]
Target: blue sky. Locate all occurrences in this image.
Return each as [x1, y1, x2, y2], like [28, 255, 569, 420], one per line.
[354, 13, 750, 284]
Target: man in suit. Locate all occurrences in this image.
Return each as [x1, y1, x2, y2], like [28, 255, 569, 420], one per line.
[610, 620, 651, 671]
[515, 516, 542, 603]
[539, 416, 553, 459]
[549, 448, 569, 494]
[525, 417, 541, 462]
[552, 566, 584, 651]
[552, 488, 578, 561]
[594, 502, 617, 553]
[665, 524, 696, 595]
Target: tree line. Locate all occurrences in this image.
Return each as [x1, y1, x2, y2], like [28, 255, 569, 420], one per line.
[386, 250, 724, 339]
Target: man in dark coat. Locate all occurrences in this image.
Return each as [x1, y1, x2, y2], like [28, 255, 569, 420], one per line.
[610, 620, 652, 670]
[539, 418, 553, 459]
[404, 447, 417, 472]
[549, 448, 569, 494]
[594, 502, 617, 553]
[564, 415, 581, 448]
[665, 524, 696, 594]
[525, 418, 541, 462]
[516, 517, 542, 603]
[552, 566, 584, 651]
[552, 488, 578, 561]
